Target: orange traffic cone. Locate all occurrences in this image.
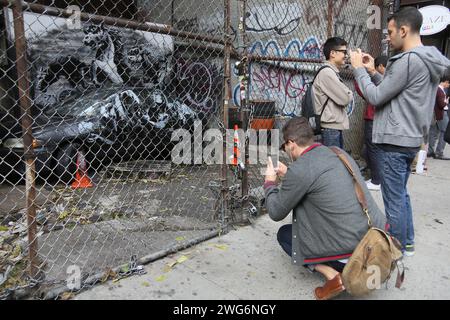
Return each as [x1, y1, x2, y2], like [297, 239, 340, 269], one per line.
[232, 124, 240, 166]
[71, 150, 93, 189]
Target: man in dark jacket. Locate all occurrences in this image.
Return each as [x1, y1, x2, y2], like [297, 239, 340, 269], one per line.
[428, 70, 450, 160]
[350, 7, 450, 256]
[355, 56, 388, 191]
[264, 117, 386, 300]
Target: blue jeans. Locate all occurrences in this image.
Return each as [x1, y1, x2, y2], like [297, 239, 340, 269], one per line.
[378, 149, 417, 251]
[277, 225, 346, 273]
[321, 128, 344, 149]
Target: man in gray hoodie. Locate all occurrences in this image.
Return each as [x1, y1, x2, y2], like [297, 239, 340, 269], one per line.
[350, 7, 450, 256]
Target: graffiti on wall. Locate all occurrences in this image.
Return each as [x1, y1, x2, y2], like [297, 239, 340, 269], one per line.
[334, 20, 368, 49]
[249, 37, 322, 60]
[171, 59, 223, 114]
[305, 0, 349, 28]
[303, 0, 368, 49]
[174, 11, 237, 42]
[5, 10, 223, 129]
[245, 2, 303, 36]
[249, 65, 309, 116]
[232, 37, 319, 116]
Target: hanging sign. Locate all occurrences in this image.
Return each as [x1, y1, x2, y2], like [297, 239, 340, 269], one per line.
[419, 5, 450, 36]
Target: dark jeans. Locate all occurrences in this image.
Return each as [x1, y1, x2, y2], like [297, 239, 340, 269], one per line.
[429, 113, 449, 157]
[277, 225, 346, 273]
[364, 120, 381, 185]
[321, 128, 344, 149]
[378, 149, 417, 251]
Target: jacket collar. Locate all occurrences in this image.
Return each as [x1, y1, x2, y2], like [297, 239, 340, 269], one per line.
[325, 61, 340, 73]
[388, 45, 425, 62]
[301, 143, 322, 156]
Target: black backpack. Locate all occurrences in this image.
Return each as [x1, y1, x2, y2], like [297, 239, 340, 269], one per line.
[301, 66, 332, 135]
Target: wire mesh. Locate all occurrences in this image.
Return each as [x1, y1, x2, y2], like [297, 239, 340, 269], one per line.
[239, 0, 390, 202]
[0, 0, 387, 299]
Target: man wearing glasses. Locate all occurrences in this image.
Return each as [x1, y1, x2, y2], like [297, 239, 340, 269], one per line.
[313, 37, 354, 148]
[264, 117, 385, 300]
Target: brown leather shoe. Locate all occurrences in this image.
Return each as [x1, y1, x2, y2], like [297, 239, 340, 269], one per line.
[314, 273, 346, 300]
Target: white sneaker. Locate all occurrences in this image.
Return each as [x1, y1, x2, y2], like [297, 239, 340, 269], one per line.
[403, 245, 415, 257]
[366, 181, 381, 191]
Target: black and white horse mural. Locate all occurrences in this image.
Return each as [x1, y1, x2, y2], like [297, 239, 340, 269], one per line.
[5, 9, 222, 128]
[82, 23, 131, 86]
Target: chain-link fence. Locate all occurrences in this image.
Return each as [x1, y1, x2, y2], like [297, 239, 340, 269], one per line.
[0, 0, 387, 299]
[235, 0, 391, 202]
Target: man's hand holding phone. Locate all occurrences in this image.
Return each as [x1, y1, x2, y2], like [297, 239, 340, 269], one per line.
[265, 157, 288, 182]
[276, 161, 288, 178]
[265, 157, 277, 182]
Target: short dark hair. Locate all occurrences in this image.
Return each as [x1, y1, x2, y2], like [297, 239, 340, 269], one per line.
[282, 117, 314, 147]
[375, 55, 388, 68]
[388, 7, 423, 34]
[441, 67, 450, 83]
[323, 37, 348, 60]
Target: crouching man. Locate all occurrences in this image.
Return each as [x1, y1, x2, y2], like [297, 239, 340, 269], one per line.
[264, 117, 386, 300]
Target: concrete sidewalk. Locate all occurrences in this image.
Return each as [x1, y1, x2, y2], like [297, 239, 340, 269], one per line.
[77, 152, 450, 300]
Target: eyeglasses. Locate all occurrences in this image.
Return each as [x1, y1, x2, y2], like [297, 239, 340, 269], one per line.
[333, 49, 349, 55]
[280, 140, 291, 152]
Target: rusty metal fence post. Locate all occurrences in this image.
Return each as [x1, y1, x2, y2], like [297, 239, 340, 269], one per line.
[221, 0, 232, 228]
[11, 0, 39, 280]
[238, 0, 249, 220]
[327, 0, 334, 38]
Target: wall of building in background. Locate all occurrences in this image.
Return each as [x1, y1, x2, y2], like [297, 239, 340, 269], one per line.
[1, 0, 382, 158]
[142, 0, 372, 156]
[400, 0, 450, 59]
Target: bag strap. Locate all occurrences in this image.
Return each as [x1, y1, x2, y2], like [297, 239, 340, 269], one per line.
[329, 147, 373, 228]
[312, 66, 332, 119]
[312, 65, 333, 84]
[330, 148, 405, 288]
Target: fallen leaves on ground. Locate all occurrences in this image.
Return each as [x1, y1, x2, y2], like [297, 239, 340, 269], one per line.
[212, 244, 228, 251]
[163, 254, 191, 274]
[155, 274, 167, 282]
[60, 292, 75, 300]
[177, 255, 189, 264]
[101, 268, 118, 283]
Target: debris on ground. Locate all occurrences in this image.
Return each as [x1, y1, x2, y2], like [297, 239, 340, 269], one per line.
[59, 292, 76, 300]
[0, 214, 32, 293]
[1, 166, 220, 297]
[212, 244, 229, 251]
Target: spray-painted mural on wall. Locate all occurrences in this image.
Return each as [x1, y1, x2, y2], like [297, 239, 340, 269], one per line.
[232, 37, 322, 116]
[245, 2, 303, 36]
[5, 10, 223, 134]
[230, 0, 366, 117]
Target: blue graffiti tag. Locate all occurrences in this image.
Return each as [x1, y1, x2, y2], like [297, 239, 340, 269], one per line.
[249, 37, 322, 59]
[233, 38, 322, 111]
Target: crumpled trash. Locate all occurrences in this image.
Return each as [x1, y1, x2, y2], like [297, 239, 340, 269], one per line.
[8, 221, 27, 236]
[36, 209, 48, 225]
[0, 266, 13, 287]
